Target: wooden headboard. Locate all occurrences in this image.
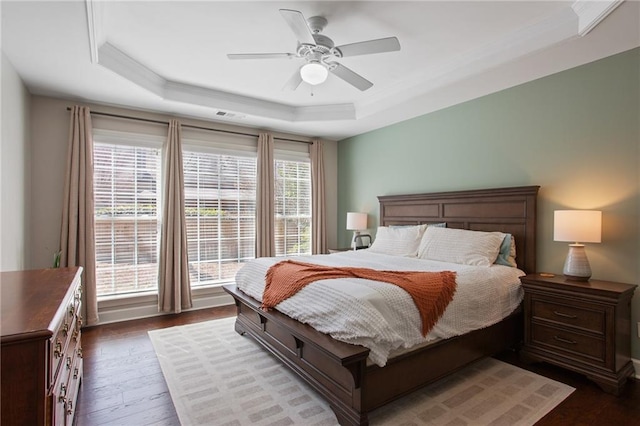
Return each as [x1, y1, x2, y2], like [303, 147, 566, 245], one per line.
[378, 186, 539, 274]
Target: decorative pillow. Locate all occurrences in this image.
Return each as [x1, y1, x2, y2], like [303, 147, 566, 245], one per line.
[417, 227, 505, 266]
[495, 234, 517, 267]
[369, 224, 428, 257]
[427, 222, 447, 228]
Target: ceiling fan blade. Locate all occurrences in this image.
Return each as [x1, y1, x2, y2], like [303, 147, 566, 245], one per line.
[335, 37, 401, 58]
[282, 69, 303, 91]
[227, 53, 296, 60]
[330, 63, 373, 91]
[279, 9, 316, 45]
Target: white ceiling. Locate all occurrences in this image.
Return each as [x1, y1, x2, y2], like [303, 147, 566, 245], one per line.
[2, 1, 638, 140]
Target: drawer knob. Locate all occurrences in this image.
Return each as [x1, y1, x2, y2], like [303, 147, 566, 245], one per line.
[554, 335, 577, 345]
[553, 310, 577, 319]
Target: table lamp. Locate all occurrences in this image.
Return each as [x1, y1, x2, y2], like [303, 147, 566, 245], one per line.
[346, 212, 370, 250]
[553, 210, 602, 281]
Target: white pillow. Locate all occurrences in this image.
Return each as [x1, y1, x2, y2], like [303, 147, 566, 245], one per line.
[417, 227, 505, 266]
[369, 224, 428, 257]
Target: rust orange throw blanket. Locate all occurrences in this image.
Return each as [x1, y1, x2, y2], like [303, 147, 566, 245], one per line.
[262, 260, 457, 337]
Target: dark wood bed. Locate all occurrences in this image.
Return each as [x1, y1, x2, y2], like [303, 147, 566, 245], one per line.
[223, 185, 539, 425]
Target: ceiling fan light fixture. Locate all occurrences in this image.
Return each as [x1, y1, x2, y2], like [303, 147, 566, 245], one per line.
[300, 62, 328, 85]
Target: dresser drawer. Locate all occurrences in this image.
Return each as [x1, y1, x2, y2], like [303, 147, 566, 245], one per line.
[65, 355, 82, 425]
[530, 297, 605, 335]
[530, 323, 606, 365]
[50, 307, 75, 387]
[61, 335, 82, 426]
[49, 276, 82, 389]
[51, 328, 82, 425]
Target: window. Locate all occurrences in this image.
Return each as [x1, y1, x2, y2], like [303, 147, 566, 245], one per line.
[274, 159, 311, 256]
[93, 142, 161, 297]
[92, 125, 312, 296]
[183, 150, 257, 287]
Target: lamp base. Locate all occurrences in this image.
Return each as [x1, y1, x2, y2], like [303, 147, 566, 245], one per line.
[351, 231, 360, 250]
[563, 244, 591, 281]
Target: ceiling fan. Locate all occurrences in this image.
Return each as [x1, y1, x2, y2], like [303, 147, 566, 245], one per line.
[227, 9, 401, 91]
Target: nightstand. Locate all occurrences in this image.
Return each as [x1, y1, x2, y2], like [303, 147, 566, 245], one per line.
[328, 247, 351, 253]
[520, 273, 636, 395]
[328, 247, 369, 253]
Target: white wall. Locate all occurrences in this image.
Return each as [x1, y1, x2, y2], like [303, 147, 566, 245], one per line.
[1, 52, 31, 271]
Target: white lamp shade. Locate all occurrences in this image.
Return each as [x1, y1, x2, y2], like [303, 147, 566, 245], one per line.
[346, 212, 367, 231]
[300, 62, 328, 85]
[554, 210, 602, 243]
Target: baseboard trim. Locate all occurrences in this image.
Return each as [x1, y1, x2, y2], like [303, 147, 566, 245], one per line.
[633, 358, 640, 379]
[96, 286, 233, 325]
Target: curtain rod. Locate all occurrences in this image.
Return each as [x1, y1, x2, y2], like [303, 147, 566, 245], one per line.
[66, 107, 313, 144]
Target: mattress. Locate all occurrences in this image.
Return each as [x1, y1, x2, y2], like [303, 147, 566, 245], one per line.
[234, 250, 524, 366]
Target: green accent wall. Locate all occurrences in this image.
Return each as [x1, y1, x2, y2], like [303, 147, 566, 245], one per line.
[338, 48, 640, 359]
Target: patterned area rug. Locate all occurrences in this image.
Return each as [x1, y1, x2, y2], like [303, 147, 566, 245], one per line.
[149, 317, 574, 425]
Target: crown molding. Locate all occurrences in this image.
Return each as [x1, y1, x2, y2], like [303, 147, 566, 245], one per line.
[85, 0, 102, 63]
[295, 104, 355, 121]
[96, 42, 356, 123]
[572, 0, 624, 36]
[98, 42, 165, 96]
[163, 80, 294, 121]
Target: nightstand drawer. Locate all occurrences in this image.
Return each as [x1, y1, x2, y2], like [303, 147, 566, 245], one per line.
[531, 323, 605, 365]
[531, 299, 605, 335]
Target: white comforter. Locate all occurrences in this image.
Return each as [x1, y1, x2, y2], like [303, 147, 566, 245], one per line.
[234, 250, 524, 367]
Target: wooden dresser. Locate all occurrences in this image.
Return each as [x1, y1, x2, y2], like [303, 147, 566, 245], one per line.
[1, 267, 84, 425]
[520, 273, 636, 395]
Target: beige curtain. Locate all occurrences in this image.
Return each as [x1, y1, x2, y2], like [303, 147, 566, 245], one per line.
[60, 106, 99, 325]
[310, 138, 327, 254]
[256, 132, 275, 257]
[158, 119, 192, 313]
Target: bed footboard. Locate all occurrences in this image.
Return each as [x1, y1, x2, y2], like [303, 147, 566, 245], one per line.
[223, 284, 523, 425]
[223, 284, 371, 425]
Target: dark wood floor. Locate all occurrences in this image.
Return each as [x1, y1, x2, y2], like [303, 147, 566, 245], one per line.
[76, 306, 640, 425]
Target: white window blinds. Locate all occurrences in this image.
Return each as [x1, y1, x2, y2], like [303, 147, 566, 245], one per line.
[92, 122, 312, 294]
[274, 159, 312, 256]
[182, 150, 257, 287]
[93, 141, 162, 297]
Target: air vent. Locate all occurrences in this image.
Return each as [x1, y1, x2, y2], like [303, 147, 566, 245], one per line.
[214, 110, 245, 120]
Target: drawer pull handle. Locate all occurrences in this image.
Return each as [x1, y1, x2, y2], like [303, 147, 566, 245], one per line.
[66, 400, 74, 415]
[66, 356, 72, 370]
[77, 347, 83, 358]
[58, 384, 67, 402]
[553, 311, 577, 319]
[74, 367, 79, 379]
[554, 335, 577, 345]
[54, 340, 63, 358]
[62, 322, 70, 336]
